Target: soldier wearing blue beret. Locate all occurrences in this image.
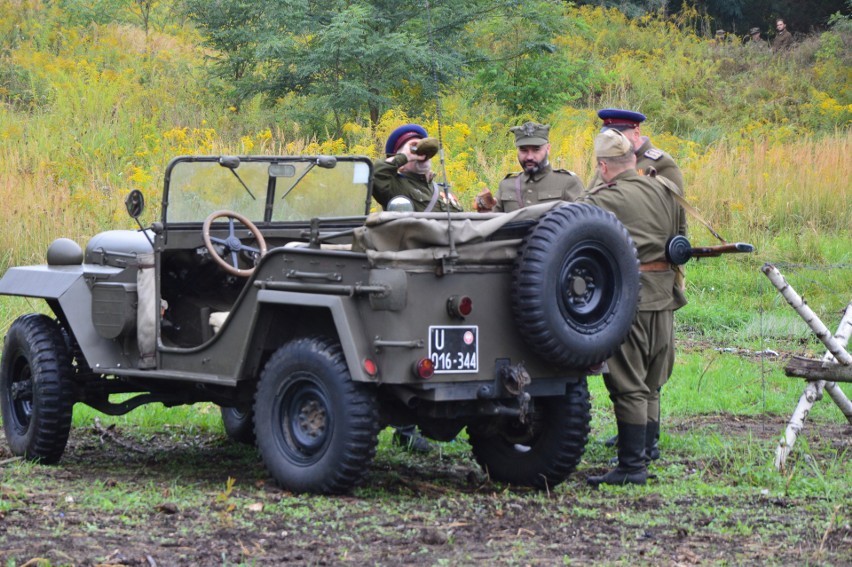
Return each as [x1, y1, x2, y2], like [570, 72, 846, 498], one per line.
[372, 123, 462, 213]
[474, 121, 584, 213]
[588, 109, 684, 194]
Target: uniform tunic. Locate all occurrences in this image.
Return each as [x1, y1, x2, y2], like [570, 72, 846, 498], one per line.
[581, 169, 687, 425]
[773, 29, 794, 51]
[587, 137, 684, 194]
[372, 154, 462, 212]
[493, 164, 583, 212]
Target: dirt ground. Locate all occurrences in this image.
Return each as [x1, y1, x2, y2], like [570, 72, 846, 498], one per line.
[1, 414, 850, 566]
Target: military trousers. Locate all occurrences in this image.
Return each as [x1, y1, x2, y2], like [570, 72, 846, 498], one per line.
[603, 309, 675, 426]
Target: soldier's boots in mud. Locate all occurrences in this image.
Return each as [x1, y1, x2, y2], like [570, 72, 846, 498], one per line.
[393, 425, 433, 453]
[605, 419, 660, 464]
[588, 422, 648, 487]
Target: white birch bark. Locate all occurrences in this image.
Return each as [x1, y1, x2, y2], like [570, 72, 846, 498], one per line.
[761, 264, 852, 470]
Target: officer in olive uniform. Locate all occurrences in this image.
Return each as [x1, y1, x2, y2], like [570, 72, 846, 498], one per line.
[474, 121, 583, 212]
[587, 109, 684, 194]
[373, 124, 462, 213]
[581, 129, 687, 487]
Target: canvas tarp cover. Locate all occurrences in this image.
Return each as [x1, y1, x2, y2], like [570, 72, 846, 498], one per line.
[352, 201, 561, 268]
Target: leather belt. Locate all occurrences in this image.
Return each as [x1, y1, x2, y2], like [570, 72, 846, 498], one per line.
[639, 261, 673, 272]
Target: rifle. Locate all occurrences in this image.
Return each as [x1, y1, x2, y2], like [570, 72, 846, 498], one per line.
[666, 235, 755, 265]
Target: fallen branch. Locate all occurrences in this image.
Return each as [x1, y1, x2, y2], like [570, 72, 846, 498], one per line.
[785, 356, 852, 382]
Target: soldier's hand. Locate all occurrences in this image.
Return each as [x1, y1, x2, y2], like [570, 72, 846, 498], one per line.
[399, 139, 426, 162]
[474, 189, 496, 212]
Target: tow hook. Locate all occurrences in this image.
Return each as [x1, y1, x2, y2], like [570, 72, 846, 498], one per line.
[501, 363, 531, 423]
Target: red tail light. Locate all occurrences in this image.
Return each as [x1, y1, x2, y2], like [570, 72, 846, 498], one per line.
[363, 358, 378, 377]
[447, 295, 473, 319]
[414, 358, 435, 379]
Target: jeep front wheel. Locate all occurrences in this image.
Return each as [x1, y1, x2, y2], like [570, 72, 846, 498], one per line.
[254, 337, 379, 494]
[468, 377, 591, 489]
[0, 314, 75, 464]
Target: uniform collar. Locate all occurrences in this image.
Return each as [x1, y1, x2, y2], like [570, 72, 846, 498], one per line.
[635, 137, 652, 156]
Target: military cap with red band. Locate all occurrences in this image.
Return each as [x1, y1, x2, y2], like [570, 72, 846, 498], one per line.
[597, 108, 647, 128]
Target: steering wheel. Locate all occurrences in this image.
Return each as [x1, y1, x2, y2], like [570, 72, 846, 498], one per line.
[202, 210, 268, 277]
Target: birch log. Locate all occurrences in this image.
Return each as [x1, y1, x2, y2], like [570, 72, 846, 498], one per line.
[761, 265, 852, 470]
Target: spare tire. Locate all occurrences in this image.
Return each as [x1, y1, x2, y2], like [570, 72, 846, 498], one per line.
[511, 203, 639, 368]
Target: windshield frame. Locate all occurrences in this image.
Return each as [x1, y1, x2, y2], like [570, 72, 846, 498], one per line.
[161, 155, 374, 226]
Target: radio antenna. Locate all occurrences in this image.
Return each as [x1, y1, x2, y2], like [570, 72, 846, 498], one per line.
[425, 0, 458, 266]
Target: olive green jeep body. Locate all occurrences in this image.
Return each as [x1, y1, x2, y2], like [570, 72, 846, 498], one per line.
[0, 155, 639, 493]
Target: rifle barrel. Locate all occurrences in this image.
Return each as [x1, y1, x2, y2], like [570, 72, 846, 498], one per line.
[690, 243, 755, 257]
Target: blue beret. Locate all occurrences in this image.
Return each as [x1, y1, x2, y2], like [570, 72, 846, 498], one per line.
[385, 124, 428, 155]
[597, 108, 647, 127]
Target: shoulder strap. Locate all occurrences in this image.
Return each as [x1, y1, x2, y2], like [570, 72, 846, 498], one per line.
[656, 177, 727, 244]
[424, 181, 441, 212]
[514, 174, 524, 205]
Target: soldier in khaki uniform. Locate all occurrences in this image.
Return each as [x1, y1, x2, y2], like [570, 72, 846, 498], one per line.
[772, 19, 794, 52]
[474, 121, 583, 212]
[581, 129, 687, 487]
[373, 123, 462, 213]
[587, 109, 684, 194]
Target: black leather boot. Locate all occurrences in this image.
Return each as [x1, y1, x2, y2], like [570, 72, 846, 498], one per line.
[646, 420, 660, 462]
[588, 422, 648, 487]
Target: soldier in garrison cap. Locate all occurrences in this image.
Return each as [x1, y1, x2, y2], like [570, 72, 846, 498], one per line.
[587, 108, 684, 194]
[748, 27, 767, 48]
[580, 129, 687, 487]
[473, 121, 583, 213]
[372, 123, 462, 213]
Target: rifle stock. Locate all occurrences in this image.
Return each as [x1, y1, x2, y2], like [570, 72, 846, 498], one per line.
[666, 235, 755, 264]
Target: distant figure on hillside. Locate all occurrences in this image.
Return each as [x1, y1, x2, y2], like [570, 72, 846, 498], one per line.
[772, 19, 794, 52]
[748, 27, 767, 48]
[473, 121, 583, 213]
[711, 29, 727, 48]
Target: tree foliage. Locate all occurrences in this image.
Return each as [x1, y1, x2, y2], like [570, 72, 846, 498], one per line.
[183, 0, 490, 132]
[182, 0, 590, 133]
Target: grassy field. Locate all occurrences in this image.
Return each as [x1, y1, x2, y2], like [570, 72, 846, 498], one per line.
[0, 3, 849, 565]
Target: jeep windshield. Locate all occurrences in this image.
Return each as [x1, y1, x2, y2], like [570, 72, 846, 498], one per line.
[163, 156, 374, 224]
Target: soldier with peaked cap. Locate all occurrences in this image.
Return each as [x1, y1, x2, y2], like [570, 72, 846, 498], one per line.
[580, 129, 687, 487]
[372, 123, 462, 213]
[587, 108, 684, 194]
[473, 121, 583, 213]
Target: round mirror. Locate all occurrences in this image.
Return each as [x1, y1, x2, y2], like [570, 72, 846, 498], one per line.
[125, 189, 145, 219]
[387, 196, 414, 212]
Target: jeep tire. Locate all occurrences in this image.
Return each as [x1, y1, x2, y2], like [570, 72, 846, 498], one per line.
[254, 336, 379, 494]
[0, 314, 75, 464]
[221, 405, 255, 445]
[512, 203, 640, 368]
[468, 377, 591, 488]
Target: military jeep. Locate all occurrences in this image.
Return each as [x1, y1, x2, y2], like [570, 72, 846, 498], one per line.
[0, 154, 640, 494]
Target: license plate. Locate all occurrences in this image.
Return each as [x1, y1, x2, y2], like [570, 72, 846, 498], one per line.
[428, 325, 478, 374]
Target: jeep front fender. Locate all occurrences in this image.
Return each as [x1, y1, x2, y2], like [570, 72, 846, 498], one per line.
[0, 264, 130, 368]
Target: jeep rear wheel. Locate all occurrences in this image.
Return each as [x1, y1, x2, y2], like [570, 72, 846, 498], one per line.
[254, 337, 379, 494]
[512, 203, 640, 368]
[468, 378, 591, 489]
[221, 405, 255, 445]
[0, 314, 75, 464]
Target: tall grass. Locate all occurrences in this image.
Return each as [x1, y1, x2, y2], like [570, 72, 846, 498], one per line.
[0, 3, 849, 271]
